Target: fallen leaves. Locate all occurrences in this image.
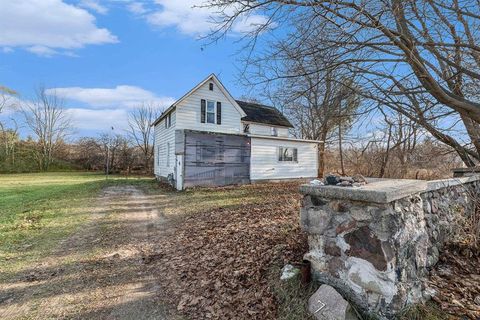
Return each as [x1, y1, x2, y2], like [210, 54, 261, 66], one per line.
[429, 243, 480, 320]
[148, 182, 308, 319]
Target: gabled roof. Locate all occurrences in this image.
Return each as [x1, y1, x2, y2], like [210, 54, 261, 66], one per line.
[151, 74, 246, 126]
[236, 100, 294, 128]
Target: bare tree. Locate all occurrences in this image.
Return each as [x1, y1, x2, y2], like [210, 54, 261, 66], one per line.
[0, 86, 17, 115]
[0, 86, 19, 166]
[377, 109, 420, 177]
[97, 133, 125, 174]
[205, 0, 480, 166]
[21, 88, 71, 171]
[127, 103, 159, 174]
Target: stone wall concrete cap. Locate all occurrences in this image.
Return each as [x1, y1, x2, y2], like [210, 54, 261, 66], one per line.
[300, 175, 480, 204]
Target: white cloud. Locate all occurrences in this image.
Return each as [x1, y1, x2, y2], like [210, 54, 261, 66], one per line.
[79, 0, 108, 14]
[140, 0, 272, 37]
[66, 108, 129, 131]
[26, 45, 58, 57]
[0, 0, 117, 56]
[47, 85, 175, 109]
[127, 2, 147, 15]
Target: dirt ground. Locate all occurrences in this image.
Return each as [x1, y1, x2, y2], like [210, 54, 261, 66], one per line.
[0, 185, 175, 320]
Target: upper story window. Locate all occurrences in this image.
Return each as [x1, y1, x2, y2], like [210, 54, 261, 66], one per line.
[209, 83, 214, 91]
[243, 124, 250, 133]
[207, 100, 215, 124]
[278, 147, 298, 162]
[164, 112, 172, 128]
[201, 99, 221, 125]
[271, 127, 278, 136]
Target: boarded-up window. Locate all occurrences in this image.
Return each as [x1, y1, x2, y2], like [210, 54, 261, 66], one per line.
[278, 147, 298, 162]
[184, 132, 250, 187]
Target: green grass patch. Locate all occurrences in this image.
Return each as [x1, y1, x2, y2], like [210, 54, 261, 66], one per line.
[0, 172, 155, 279]
[268, 265, 317, 320]
[396, 302, 448, 320]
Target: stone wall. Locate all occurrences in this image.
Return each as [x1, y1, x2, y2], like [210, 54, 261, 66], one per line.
[299, 176, 480, 319]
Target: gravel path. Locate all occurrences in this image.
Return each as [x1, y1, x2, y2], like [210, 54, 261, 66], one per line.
[0, 185, 173, 320]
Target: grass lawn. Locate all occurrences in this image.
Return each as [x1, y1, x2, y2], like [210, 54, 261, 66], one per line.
[0, 172, 154, 279]
[0, 172, 313, 319]
[0, 172, 286, 281]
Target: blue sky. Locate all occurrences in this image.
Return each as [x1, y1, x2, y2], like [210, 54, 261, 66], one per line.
[0, 0, 266, 137]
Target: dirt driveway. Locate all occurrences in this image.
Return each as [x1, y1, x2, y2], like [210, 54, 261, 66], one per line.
[0, 185, 175, 320]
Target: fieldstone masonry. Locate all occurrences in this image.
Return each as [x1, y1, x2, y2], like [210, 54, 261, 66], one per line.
[300, 176, 480, 319]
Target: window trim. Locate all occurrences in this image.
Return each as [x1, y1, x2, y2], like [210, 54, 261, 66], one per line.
[206, 100, 216, 124]
[164, 112, 172, 129]
[271, 127, 278, 136]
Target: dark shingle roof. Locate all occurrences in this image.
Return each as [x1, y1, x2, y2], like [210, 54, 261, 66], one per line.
[236, 100, 293, 128]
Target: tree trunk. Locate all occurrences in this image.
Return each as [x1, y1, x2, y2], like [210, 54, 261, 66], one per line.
[339, 125, 345, 176]
[318, 141, 326, 178]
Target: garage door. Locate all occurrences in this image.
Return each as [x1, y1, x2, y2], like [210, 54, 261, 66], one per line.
[184, 131, 251, 188]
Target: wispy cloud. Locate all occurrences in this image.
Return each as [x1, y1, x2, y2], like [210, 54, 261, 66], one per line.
[126, 0, 272, 37]
[0, 0, 118, 56]
[66, 108, 129, 131]
[79, 0, 109, 15]
[126, 1, 147, 15]
[47, 85, 175, 109]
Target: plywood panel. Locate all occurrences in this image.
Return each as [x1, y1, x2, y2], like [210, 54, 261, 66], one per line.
[184, 131, 251, 187]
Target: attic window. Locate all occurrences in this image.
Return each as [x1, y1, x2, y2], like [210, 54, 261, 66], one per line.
[271, 127, 278, 136]
[209, 83, 214, 91]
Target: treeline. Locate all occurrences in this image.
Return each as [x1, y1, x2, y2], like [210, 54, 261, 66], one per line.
[324, 137, 463, 180]
[0, 132, 153, 174]
[0, 86, 158, 175]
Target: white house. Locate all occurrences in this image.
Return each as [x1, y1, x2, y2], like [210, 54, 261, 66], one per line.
[152, 74, 319, 190]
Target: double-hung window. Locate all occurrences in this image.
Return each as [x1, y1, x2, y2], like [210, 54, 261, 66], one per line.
[207, 100, 215, 124]
[278, 147, 298, 162]
[164, 112, 172, 128]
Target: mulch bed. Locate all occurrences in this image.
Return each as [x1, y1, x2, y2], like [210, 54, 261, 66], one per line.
[148, 182, 308, 319]
[429, 243, 480, 320]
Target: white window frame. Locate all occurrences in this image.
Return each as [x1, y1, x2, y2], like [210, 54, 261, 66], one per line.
[271, 127, 278, 136]
[206, 100, 216, 124]
[278, 147, 298, 162]
[157, 145, 160, 166]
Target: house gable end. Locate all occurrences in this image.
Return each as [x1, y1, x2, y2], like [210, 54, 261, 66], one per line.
[152, 74, 245, 126]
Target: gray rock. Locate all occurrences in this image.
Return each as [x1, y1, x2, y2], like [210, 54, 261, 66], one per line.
[300, 207, 332, 234]
[352, 174, 367, 184]
[280, 264, 299, 281]
[308, 285, 358, 320]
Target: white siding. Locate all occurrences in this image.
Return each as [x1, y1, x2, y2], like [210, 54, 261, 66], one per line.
[175, 81, 243, 134]
[247, 123, 289, 137]
[250, 137, 318, 180]
[154, 110, 176, 178]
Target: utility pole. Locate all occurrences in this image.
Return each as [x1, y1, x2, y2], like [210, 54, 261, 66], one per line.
[106, 126, 114, 179]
